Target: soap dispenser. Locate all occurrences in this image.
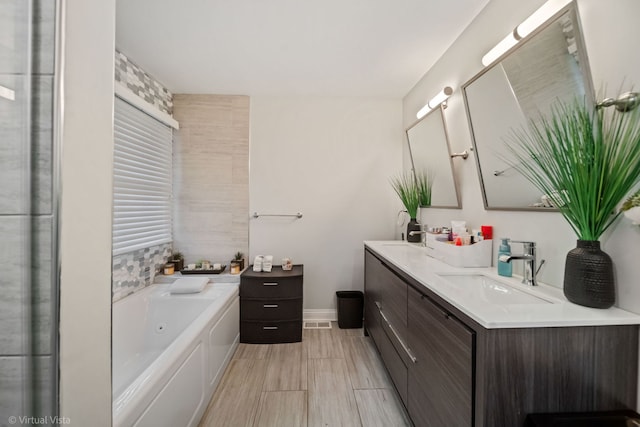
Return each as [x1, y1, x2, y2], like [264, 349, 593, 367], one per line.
[497, 238, 512, 277]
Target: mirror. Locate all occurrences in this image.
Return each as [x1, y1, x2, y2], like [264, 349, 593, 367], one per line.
[463, 3, 594, 210]
[406, 105, 461, 208]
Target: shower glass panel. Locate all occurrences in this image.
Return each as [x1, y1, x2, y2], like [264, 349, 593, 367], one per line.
[0, 0, 59, 421]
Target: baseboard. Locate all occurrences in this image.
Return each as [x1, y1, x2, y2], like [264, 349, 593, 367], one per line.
[303, 309, 337, 322]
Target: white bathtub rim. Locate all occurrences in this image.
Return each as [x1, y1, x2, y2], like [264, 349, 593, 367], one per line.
[112, 282, 239, 426]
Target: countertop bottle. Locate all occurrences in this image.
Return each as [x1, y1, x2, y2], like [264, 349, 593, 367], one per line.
[497, 238, 512, 277]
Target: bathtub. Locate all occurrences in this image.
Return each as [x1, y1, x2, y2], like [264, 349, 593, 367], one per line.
[112, 280, 240, 427]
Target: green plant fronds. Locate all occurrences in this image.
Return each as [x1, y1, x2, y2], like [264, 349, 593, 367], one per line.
[416, 169, 434, 207]
[505, 97, 640, 241]
[390, 172, 420, 219]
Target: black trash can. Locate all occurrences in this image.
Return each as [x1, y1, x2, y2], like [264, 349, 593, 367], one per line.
[336, 291, 364, 329]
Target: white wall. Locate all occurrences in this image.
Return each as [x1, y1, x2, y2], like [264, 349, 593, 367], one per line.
[59, 0, 114, 424]
[250, 96, 402, 315]
[404, 0, 640, 312]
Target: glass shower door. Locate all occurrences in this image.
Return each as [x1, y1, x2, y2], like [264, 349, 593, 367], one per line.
[0, 0, 59, 421]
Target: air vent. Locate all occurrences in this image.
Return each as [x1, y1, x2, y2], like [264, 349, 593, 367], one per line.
[303, 321, 332, 329]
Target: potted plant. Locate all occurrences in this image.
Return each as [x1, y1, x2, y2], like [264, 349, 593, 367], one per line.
[171, 250, 185, 271]
[231, 251, 245, 270]
[391, 172, 421, 242]
[506, 97, 640, 308]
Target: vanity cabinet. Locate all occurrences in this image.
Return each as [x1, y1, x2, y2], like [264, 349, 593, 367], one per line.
[364, 251, 409, 404]
[364, 248, 638, 427]
[407, 286, 473, 427]
[240, 265, 303, 343]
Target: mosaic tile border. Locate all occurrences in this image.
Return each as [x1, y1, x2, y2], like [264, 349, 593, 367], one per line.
[115, 50, 173, 115]
[112, 242, 172, 302]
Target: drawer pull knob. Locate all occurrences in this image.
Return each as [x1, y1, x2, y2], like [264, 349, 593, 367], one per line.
[263, 282, 279, 286]
[263, 304, 279, 308]
[263, 326, 279, 330]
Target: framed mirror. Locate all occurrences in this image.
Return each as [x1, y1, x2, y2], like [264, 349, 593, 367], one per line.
[462, 3, 594, 210]
[406, 105, 461, 208]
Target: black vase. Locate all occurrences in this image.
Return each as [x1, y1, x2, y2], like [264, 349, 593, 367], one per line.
[407, 218, 421, 243]
[563, 240, 615, 309]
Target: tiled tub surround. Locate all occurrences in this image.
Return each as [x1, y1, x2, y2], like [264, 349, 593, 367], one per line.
[115, 50, 173, 115]
[0, 0, 58, 420]
[112, 243, 173, 302]
[172, 95, 250, 265]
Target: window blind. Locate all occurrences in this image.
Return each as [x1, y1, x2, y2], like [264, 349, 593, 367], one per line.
[113, 96, 173, 256]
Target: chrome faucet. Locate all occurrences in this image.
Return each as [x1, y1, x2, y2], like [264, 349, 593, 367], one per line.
[408, 230, 428, 246]
[498, 240, 545, 286]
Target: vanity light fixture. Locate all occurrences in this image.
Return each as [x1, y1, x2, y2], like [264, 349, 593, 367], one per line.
[0, 84, 15, 101]
[481, 0, 571, 66]
[416, 86, 453, 119]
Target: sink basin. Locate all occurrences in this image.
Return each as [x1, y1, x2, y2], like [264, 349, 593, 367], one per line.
[436, 273, 553, 305]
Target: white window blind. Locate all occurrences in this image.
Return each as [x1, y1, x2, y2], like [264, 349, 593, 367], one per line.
[113, 96, 173, 256]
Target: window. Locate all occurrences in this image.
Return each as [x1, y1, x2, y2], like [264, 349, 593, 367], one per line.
[112, 97, 172, 255]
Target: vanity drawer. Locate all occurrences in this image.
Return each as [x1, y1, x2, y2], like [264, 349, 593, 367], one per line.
[241, 298, 302, 321]
[241, 276, 303, 298]
[240, 320, 302, 344]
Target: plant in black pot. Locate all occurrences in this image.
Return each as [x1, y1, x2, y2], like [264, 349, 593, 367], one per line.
[506, 97, 640, 308]
[391, 172, 421, 243]
[171, 250, 185, 271]
[233, 251, 245, 270]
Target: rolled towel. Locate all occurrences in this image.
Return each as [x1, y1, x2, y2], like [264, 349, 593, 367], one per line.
[169, 277, 209, 294]
[253, 255, 264, 272]
[262, 255, 273, 273]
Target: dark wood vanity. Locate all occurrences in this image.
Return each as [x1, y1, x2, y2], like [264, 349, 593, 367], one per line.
[240, 265, 303, 343]
[364, 248, 638, 427]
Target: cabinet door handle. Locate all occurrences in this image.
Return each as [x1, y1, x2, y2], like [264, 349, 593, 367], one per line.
[263, 326, 279, 330]
[263, 304, 279, 308]
[378, 309, 418, 364]
[263, 282, 279, 286]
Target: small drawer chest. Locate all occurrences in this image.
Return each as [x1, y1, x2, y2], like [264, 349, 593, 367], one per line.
[240, 265, 303, 343]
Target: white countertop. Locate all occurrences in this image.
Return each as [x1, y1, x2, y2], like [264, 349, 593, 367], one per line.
[365, 240, 640, 329]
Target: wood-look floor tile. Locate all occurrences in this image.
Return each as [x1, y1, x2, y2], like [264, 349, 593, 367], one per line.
[307, 358, 361, 427]
[304, 329, 344, 359]
[354, 389, 411, 427]
[232, 343, 272, 360]
[199, 359, 268, 427]
[264, 343, 307, 391]
[254, 391, 307, 427]
[343, 337, 391, 389]
[331, 322, 364, 338]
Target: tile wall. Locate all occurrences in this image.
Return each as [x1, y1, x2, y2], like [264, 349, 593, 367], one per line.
[112, 243, 173, 302]
[172, 95, 250, 267]
[112, 51, 175, 302]
[0, 0, 57, 419]
[115, 50, 173, 115]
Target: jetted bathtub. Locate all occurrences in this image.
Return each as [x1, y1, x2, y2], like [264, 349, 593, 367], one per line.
[112, 280, 239, 427]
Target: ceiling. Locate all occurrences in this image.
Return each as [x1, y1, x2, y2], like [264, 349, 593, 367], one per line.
[116, 0, 489, 97]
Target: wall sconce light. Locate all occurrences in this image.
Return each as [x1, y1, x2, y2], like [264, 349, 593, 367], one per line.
[481, 0, 571, 67]
[416, 86, 453, 119]
[0, 84, 15, 101]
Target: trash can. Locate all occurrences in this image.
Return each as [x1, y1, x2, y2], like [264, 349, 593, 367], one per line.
[524, 410, 640, 426]
[336, 291, 364, 329]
